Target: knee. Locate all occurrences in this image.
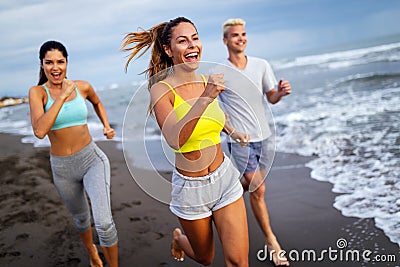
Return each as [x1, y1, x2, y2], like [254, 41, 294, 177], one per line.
[250, 182, 265, 200]
[228, 258, 248, 267]
[226, 252, 249, 267]
[72, 211, 91, 233]
[195, 251, 214, 266]
[197, 256, 213, 266]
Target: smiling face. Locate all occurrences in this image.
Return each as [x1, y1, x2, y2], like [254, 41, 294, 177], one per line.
[223, 24, 247, 53]
[41, 49, 67, 85]
[164, 22, 202, 69]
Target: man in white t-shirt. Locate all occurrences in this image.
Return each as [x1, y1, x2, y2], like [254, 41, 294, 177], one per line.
[218, 18, 291, 266]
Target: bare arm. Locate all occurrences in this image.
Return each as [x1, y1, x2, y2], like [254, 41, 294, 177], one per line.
[29, 80, 75, 139]
[223, 121, 250, 147]
[83, 81, 115, 139]
[266, 79, 292, 104]
[151, 74, 225, 150]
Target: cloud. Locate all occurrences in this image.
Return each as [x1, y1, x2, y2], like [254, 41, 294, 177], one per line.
[1, 0, 399, 96]
[365, 8, 400, 38]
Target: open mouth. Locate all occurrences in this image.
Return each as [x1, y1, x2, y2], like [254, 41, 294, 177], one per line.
[184, 52, 199, 62]
[51, 73, 61, 80]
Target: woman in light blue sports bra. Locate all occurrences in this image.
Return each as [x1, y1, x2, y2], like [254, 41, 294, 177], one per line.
[29, 40, 118, 267]
[122, 17, 250, 266]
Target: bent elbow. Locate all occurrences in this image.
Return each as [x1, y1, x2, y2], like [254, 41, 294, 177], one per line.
[33, 128, 46, 139]
[162, 132, 179, 150]
[168, 142, 180, 151]
[34, 133, 46, 139]
[165, 138, 182, 151]
[168, 143, 188, 151]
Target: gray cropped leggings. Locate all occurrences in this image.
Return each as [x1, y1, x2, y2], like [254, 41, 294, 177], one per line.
[50, 141, 118, 247]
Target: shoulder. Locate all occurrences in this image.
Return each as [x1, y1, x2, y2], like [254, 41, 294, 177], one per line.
[29, 85, 45, 98]
[28, 85, 47, 108]
[73, 80, 92, 91]
[150, 80, 172, 96]
[248, 56, 273, 73]
[29, 85, 43, 92]
[73, 80, 95, 97]
[248, 56, 270, 66]
[150, 80, 174, 105]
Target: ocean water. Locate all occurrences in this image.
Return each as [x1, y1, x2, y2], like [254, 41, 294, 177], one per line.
[272, 42, 400, 246]
[1, 41, 399, 246]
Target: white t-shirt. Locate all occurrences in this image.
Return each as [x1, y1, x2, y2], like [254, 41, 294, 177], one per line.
[217, 56, 277, 142]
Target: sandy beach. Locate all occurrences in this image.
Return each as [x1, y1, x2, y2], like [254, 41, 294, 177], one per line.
[0, 133, 399, 267]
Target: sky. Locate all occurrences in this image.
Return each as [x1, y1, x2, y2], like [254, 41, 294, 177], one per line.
[1, 0, 400, 97]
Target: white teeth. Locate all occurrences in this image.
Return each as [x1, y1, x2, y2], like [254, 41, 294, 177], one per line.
[185, 52, 197, 58]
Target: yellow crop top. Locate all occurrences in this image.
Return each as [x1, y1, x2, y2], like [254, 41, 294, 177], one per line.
[159, 75, 226, 153]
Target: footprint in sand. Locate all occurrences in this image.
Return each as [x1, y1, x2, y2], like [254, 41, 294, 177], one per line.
[131, 200, 141, 205]
[129, 217, 141, 222]
[15, 233, 29, 241]
[115, 200, 142, 211]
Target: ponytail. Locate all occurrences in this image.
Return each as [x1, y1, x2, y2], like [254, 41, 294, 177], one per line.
[121, 17, 196, 89]
[121, 17, 196, 114]
[121, 22, 172, 89]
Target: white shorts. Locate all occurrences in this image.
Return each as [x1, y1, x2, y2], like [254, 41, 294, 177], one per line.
[170, 154, 243, 220]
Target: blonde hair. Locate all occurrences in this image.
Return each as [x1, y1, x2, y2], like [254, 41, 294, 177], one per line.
[222, 18, 246, 38]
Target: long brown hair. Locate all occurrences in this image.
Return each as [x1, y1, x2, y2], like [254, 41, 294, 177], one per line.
[37, 40, 68, 85]
[121, 17, 197, 89]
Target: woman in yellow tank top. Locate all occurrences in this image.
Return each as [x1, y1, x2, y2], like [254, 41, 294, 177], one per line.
[122, 17, 250, 266]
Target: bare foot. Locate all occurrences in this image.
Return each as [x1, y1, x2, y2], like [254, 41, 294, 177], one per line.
[171, 228, 184, 262]
[267, 240, 289, 266]
[89, 244, 103, 267]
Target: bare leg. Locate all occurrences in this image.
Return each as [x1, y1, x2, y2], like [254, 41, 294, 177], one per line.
[101, 243, 118, 267]
[244, 170, 289, 266]
[213, 197, 249, 267]
[79, 227, 103, 267]
[171, 216, 215, 266]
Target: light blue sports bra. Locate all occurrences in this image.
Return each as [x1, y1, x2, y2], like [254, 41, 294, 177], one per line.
[43, 84, 88, 130]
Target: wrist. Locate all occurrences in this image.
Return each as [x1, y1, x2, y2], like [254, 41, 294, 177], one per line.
[228, 129, 236, 137]
[197, 96, 214, 107]
[57, 94, 69, 102]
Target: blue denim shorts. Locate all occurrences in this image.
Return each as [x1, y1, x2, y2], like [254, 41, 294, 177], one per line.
[170, 154, 243, 220]
[228, 140, 270, 175]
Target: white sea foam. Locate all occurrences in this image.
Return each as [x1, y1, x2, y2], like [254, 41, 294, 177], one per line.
[273, 42, 400, 70]
[273, 78, 400, 245]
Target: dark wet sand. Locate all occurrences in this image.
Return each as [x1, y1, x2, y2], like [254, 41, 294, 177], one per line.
[0, 133, 398, 266]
